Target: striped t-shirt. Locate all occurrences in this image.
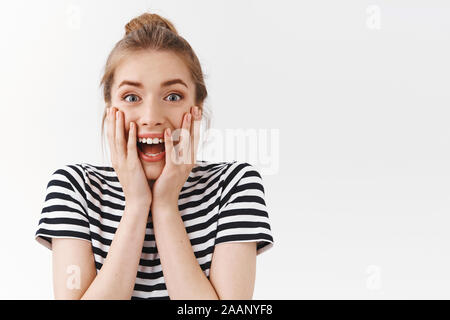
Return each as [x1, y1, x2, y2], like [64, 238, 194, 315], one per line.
[35, 160, 274, 299]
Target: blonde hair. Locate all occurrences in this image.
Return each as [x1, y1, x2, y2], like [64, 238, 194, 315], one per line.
[99, 12, 211, 158]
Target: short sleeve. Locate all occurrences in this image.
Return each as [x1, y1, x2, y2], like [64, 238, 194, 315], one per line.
[215, 162, 274, 255]
[35, 164, 91, 250]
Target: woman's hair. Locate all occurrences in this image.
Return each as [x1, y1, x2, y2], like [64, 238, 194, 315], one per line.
[99, 12, 211, 159]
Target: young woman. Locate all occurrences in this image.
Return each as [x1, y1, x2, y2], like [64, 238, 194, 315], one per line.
[35, 12, 274, 300]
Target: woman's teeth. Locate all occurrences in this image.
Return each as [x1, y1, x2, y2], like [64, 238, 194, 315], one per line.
[144, 151, 164, 157]
[138, 137, 164, 144]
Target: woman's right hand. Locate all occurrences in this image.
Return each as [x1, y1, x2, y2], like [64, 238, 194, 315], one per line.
[106, 106, 152, 208]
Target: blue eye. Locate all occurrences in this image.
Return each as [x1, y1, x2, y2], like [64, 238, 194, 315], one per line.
[166, 93, 183, 102]
[122, 93, 183, 103]
[123, 94, 140, 103]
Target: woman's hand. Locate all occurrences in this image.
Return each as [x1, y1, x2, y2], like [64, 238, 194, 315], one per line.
[106, 107, 152, 208]
[151, 106, 202, 209]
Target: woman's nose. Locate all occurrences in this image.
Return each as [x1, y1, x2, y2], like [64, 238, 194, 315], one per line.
[138, 104, 166, 127]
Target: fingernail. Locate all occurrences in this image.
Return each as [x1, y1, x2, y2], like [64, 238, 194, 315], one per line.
[116, 111, 119, 118]
[194, 106, 199, 116]
[166, 128, 171, 136]
[187, 113, 192, 122]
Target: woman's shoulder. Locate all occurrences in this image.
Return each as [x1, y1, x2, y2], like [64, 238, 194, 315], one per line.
[46, 163, 120, 191]
[49, 163, 115, 179]
[45, 163, 87, 185]
[192, 159, 252, 173]
[191, 160, 263, 187]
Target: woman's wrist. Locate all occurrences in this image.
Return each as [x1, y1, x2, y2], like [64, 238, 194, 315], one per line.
[151, 199, 179, 216]
[124, 199, 152, 216]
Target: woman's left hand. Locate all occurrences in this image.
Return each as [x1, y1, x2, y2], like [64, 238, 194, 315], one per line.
[151, 105, 202, 209]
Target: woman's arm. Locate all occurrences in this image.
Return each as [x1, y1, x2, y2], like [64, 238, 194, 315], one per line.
[152, 203, 257, 300]
[151, 202, 220, 300]
[52, 201, 150, 300]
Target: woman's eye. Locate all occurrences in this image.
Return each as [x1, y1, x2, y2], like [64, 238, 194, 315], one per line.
[166, 93, 183, 102]
[123, 94, 140, 103]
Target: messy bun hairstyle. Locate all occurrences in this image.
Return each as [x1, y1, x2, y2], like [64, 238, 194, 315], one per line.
[99, 12, 210, 157]
[124, 13, 177, 36]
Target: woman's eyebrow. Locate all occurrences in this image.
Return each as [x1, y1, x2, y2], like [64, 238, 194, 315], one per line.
[118, 80, 143, 88]
[161, 78, 188, 88]
[118, 79, 188, 89]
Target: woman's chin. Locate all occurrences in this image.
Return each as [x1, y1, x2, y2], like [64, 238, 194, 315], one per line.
[141, 159, 165, 181]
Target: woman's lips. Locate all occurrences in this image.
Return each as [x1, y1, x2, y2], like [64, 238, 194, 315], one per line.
[138, 148, 165, 162]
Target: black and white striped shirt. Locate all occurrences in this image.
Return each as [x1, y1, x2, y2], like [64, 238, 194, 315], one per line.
[35, 160, 274, 299]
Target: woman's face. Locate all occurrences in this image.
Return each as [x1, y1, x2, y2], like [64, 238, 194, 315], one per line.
[110, 49, 198, 182]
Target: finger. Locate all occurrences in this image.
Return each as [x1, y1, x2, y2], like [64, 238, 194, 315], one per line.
[180, 112, 191, 143]
[106, 107, 117, 162]
[191, 106, 201, 165]
[180, 112, 192, 163]
[127, 121, 138, 159]
[164, 127, 176, 166]
[115, 110, 126, 159]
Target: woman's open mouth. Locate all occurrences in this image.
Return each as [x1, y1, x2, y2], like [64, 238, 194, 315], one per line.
[137, 137, 166, 162]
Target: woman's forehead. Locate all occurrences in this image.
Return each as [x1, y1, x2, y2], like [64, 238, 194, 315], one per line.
[114, 50, 193, 89]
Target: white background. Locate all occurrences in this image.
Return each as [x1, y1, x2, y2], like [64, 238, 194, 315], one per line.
[0, 0, 449, 299]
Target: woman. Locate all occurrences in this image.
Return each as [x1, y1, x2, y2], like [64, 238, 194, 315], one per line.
[35, 12, 274, 300]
